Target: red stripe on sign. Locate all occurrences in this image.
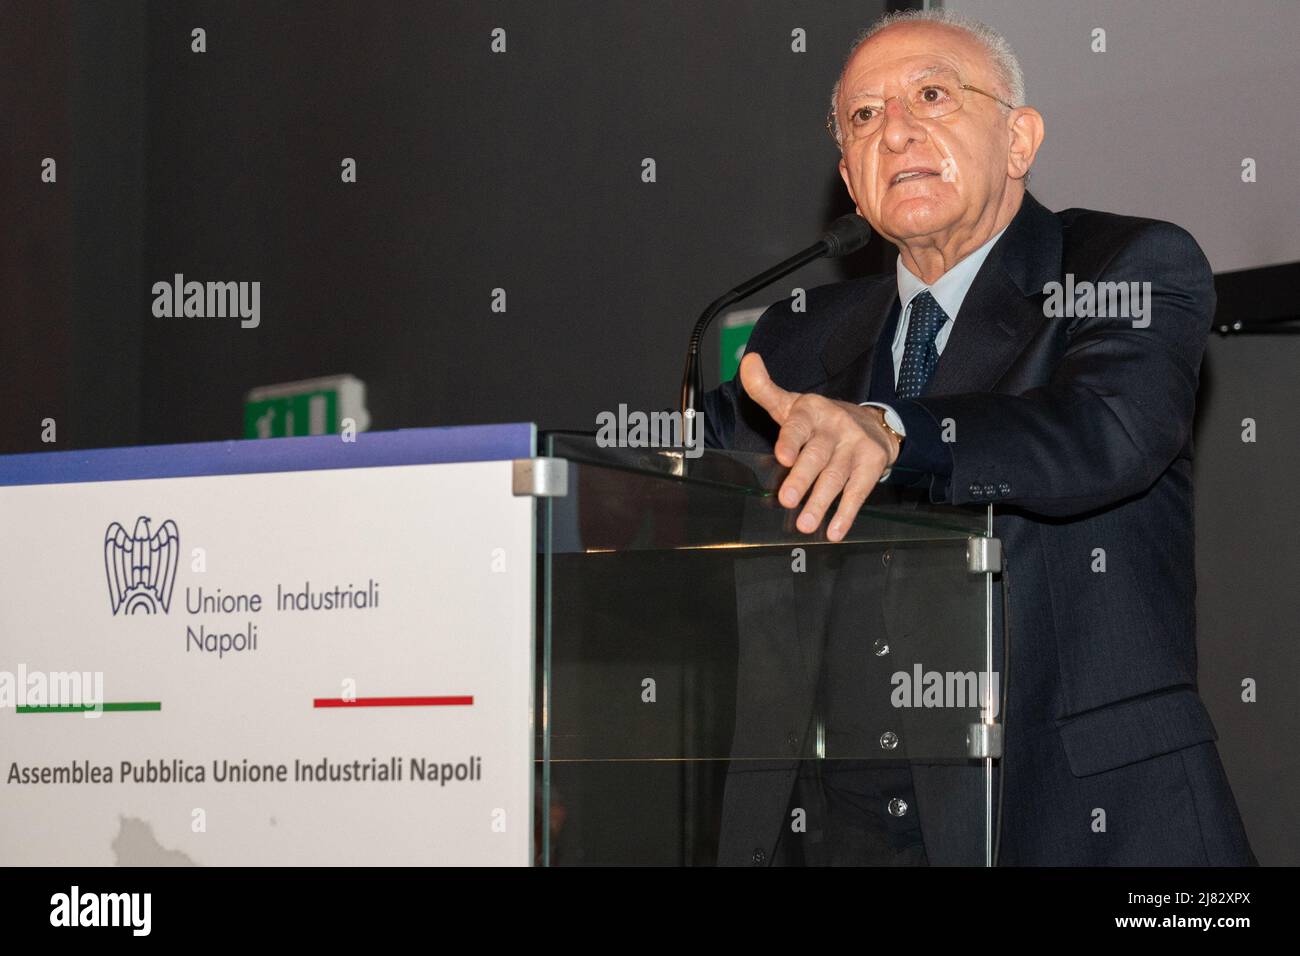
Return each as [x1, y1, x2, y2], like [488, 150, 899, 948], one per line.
[313, 696, 474, 708]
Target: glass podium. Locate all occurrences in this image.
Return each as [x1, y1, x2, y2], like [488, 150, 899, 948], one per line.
[535, 432, 1003, 866]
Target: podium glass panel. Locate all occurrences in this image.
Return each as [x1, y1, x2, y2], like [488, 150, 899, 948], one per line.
[536, 432, 1001, 866]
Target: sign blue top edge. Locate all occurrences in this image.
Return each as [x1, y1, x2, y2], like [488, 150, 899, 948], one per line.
[0, 424, 537, 486]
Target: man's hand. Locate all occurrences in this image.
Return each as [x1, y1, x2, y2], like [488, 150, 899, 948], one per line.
[739, 352, 900, 542]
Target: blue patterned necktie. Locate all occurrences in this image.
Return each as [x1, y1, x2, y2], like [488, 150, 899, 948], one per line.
[896, 290, 949, 399]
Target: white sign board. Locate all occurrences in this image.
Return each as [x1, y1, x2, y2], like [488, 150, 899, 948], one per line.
[0, 454, 534, 866]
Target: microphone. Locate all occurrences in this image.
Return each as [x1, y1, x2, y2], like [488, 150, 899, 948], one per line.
[678, 213, 873, 424]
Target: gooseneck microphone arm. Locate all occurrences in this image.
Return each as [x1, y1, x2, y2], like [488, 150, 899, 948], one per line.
[678, 213, 873, 421]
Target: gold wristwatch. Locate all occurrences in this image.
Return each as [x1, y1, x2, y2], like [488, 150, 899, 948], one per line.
[875, 408, 905, 448]
[864, 404, 905, 455]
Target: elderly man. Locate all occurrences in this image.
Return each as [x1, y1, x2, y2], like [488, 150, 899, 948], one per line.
[704, 9, 1255, 865]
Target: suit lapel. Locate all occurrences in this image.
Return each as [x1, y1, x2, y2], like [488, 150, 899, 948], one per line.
[923, 261, 1041, 395]
[926, 192, 1063, 395]
[816, 278, 897, 402]
[810, 192, 1063, 403]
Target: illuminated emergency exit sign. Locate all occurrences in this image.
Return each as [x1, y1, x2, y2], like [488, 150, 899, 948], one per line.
[243, 374, 370, 438]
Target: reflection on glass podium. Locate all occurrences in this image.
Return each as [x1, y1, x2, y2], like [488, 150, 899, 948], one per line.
[536, 432, 1002, 866]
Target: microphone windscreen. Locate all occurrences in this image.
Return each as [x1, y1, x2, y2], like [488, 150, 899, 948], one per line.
[821, 213, 873, 257]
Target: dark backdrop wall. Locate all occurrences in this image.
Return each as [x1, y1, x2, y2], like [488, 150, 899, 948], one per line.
[133, 0, 904, 445]
[0, 1, 146, 453]
[2, 0, 1295, 864]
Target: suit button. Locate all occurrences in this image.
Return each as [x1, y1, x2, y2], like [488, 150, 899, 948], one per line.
[983, 484, 996, 498]
[879, 730, 899, 751]
[969, 482, 983, 498]
[872, 637, 890, 657]
[881, 548, 892, 567]
[888, 797, 909, 817]
[786, 731, 799, 752]
[998, 482, 1011, 497]
[751, 847, 766, 865]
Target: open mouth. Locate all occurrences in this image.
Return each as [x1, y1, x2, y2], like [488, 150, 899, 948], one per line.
[890, 169, 939, 187]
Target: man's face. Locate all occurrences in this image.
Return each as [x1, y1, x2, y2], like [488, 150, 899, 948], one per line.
[834, 23, 1015, 246]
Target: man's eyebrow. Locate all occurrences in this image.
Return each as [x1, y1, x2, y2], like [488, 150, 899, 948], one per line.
[843, 64, 953, 103]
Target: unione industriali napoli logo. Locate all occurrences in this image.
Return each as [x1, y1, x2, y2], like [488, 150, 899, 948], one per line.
[104, 516, 180, 615]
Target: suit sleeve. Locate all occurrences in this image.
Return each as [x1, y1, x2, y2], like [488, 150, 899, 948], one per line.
[889, 398, 954, 478]
[911, 221, 1214, 517]
[702, 299, 790, 451]
[703, 375, 739, 450]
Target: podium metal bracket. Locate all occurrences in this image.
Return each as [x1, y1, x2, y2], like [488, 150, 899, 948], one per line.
[966, 536, 1002, 574]
[966, 722, 1003, 759]
[512, 457, 569, 497]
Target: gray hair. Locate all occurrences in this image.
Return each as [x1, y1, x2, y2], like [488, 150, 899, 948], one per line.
[828, 9, 1026, 142]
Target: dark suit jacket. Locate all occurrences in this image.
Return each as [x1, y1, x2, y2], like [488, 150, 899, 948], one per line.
[703, 192, 1255, 865]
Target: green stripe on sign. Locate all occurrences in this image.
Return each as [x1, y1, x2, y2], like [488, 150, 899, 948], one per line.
[17, 702, 161, 713]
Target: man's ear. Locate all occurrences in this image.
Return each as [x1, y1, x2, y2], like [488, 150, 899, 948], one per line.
[1006, 107, 1045, 181]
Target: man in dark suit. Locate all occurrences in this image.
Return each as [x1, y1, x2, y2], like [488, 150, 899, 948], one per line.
[703, 9, 1255, 865]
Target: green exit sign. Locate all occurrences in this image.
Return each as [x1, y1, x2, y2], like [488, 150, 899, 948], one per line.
[719, 306, 763, 382]
[244, 375, 370, 438]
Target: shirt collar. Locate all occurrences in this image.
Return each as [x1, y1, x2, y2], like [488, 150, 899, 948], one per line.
[894, 223, 1010, 320]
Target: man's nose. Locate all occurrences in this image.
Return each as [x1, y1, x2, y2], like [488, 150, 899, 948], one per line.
[880, 97, 925, 152]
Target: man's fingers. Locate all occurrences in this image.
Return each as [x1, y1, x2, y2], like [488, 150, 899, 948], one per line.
[827, 450, 881, 542]
[778, 430, 835, 511]
[763, 396, 889, 537]
[773, 403, 815, 468]
[739, 353, 796, 424]
[795, 446, 857, 534]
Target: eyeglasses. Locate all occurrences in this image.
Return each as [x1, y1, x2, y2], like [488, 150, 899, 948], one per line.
[827, 70, 1016, 146]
